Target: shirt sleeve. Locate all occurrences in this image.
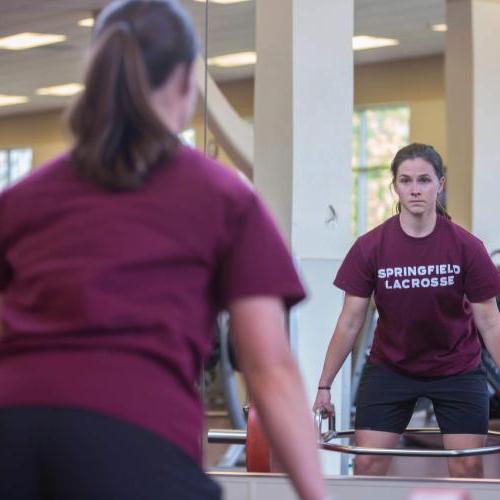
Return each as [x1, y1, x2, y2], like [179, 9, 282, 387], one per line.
[463, 240, 500, 303]
[215, 192, 306, 310]
[333, 239, 374, 298]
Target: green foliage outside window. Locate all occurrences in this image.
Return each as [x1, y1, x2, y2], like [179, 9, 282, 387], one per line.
[352, 106, 410, 237]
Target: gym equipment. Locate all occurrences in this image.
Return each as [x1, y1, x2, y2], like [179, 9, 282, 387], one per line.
[207, 406, 500, 472]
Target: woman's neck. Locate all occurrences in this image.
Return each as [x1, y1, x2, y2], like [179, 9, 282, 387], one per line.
[399, 210, 437, 238]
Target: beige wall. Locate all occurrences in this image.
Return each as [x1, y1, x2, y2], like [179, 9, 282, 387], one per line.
[0, 110, 70, 168]
[0, 79, 254, 171]
[0, 56, 445, 168]
[191, 78, 254, 169]
[355, 55, 444, 104]
[410, 99, 447, 163]
[355, 55, 446, 161]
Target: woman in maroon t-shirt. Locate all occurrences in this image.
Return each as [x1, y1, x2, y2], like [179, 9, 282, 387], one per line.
[0, 1, 327, 499]
[314, 143, 500, 478]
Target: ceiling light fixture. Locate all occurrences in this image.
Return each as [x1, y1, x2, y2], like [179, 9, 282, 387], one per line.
[208, 51, 256, 67]
[78, 18, 95, 28]
[431, 23, 448, 32]
[207, 37, 399, 67]
[0, 95, 29, 107]
[0, 32, 67, 51]
[194, 0, 250, 4]
[353, 35, 399, 51]
[36, 83, 84, 97]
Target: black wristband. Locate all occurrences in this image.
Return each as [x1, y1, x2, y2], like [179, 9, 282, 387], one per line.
[318, 386, 330, 390]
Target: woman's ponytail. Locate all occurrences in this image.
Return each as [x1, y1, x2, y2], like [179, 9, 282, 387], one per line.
[67, 0, 198, 191]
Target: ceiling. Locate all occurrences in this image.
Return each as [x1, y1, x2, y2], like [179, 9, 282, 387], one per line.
[0, 0, 446, 117]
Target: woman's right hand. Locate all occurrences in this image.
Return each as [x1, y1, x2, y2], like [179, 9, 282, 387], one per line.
[312, 389, 334, 416]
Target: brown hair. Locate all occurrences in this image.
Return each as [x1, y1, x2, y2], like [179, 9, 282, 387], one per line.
[391, 143, 451, 220]
[67, 0, 198, 191]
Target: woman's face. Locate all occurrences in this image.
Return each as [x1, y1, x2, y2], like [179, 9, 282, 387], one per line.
[180, 61, 198, 130]
[393, 157, 444, 217]
[150, 62, 198, 134]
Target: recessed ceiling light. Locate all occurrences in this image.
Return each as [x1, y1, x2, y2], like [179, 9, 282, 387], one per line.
[208, 51, 256, 67]
[431, 23, 448, 32]
[78, 18, 95, 28]
[194, 0, 250, 4]
[36, 83, 84, 97]
[0, 32, 66, 51]
[353, 35, 399, 51]
[0, 95, 29, 107]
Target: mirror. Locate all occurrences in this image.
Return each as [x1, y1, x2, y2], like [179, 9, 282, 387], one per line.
[200, 0, 500, 482]
[1, 0, 499, 484]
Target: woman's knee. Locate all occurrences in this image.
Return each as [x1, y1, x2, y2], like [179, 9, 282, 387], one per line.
[353, 455, 391, 476]
[448, 457, 483, 478]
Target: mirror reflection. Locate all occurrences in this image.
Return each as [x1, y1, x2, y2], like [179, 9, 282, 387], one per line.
[0, 2, 499, 498]
[200, 0, 500, 487]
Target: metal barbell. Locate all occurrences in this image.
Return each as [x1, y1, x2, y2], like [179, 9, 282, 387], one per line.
[207, 408, 500, 461]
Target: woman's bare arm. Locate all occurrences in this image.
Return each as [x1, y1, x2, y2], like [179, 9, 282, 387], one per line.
[313, 294, 370, 415]
[472, 297, 500, 366]
[228, 296, 326, 500]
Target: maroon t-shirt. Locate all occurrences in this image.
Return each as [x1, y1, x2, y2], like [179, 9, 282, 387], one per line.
[0, 146, 305, 463]
[334, 215, 500, 377]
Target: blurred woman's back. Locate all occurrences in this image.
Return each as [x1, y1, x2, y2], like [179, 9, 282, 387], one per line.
[0, 1, 327, 499]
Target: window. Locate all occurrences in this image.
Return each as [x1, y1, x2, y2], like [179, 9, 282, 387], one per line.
[0, 148, 33, 190]
[352, 106, 410, 237]
[179, 128, 196, 147]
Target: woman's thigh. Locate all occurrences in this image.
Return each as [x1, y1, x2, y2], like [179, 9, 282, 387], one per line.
[355, 363, 418, 434]
[428, 367, 489, 435]
[425, 368, 488, 478]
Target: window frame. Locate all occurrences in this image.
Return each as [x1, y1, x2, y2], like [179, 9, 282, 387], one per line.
[352, 104, 410, 237]
[0, 147, 33, 190]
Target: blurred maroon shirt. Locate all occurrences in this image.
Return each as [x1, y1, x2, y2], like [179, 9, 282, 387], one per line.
[0, 146, 305, 462]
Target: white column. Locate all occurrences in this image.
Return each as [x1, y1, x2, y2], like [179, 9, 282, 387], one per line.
[255, 0, 354, 474]
[446, 0, 500, 252]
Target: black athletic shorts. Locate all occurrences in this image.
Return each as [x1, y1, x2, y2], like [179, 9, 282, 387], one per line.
[355, 363, 489, 435]
[0, 407, 222, 500]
